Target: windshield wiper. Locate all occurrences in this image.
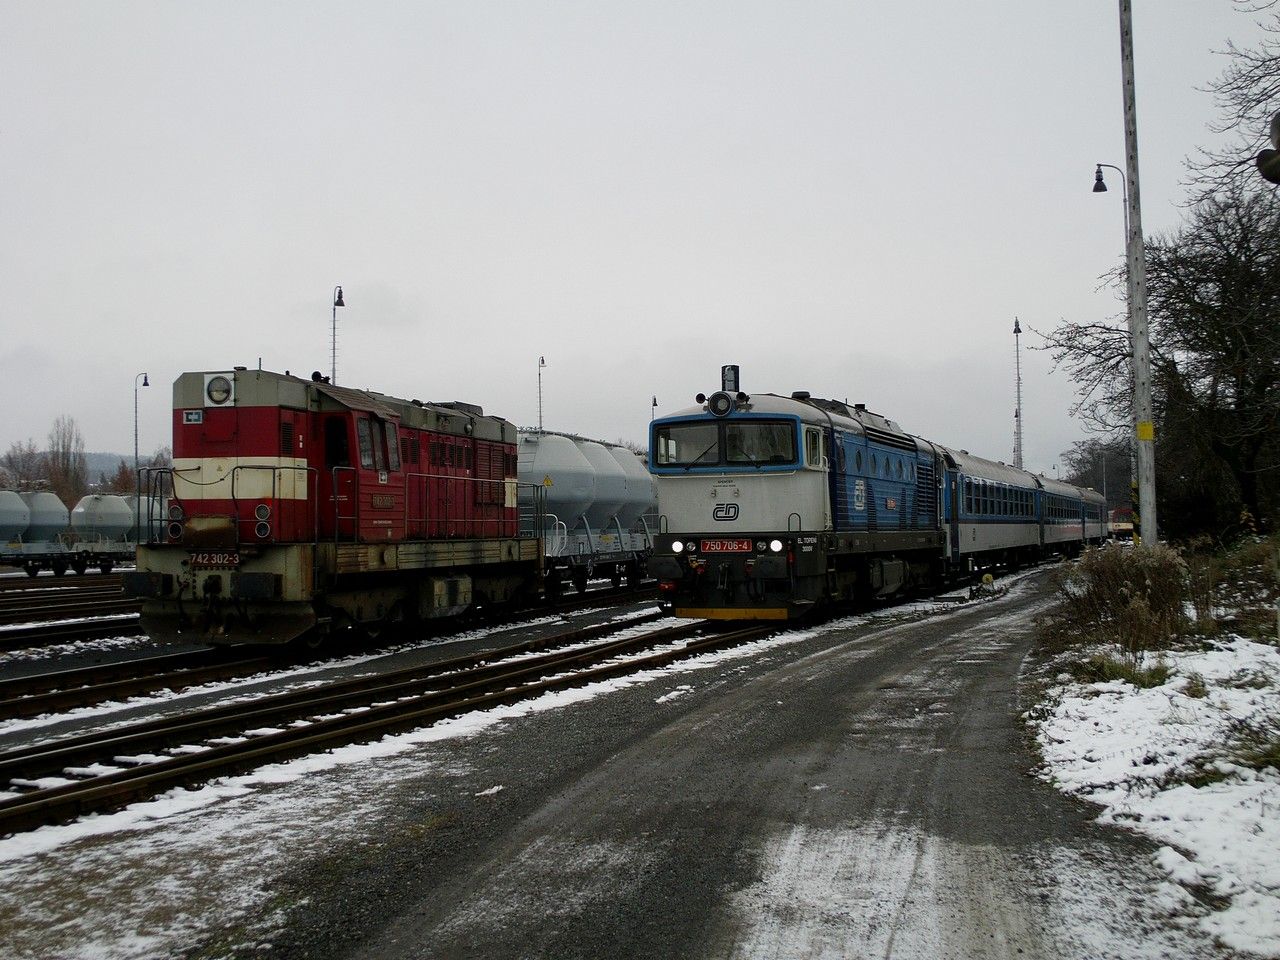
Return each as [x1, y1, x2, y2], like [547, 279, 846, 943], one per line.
[682, 439, 720, 470]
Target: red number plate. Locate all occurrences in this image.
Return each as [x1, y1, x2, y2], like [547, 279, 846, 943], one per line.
[700, 538, 752, 553]
[189, 550, 240, 568]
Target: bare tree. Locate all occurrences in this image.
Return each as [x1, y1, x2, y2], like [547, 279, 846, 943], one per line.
[1, 439, 48, 490]
[1188, 2, 1280, 196]
[1043, 183, 1280, 537]
[1061, 438, 1132, 511]
[46, 415, 88, 506]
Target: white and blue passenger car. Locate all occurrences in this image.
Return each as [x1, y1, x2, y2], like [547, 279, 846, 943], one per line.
[647, 367, 1106, 620]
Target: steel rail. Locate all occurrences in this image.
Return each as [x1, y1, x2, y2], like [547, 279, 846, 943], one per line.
[0, 617, 771, 835]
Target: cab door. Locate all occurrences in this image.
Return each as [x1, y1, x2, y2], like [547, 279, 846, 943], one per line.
[319, 415, 357, 540]
[354, 415, 406, 542]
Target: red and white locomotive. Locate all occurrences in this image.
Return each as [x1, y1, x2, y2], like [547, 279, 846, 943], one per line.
[126, 367, 542, 645]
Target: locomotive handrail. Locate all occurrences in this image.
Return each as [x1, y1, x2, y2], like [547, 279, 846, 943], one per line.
[330, 466, 358, 543]
[139, 467, 177, 545]
[529, 513, 569, 556]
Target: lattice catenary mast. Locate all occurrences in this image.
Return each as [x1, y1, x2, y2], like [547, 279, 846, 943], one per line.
[1012, 317, 1024, 470]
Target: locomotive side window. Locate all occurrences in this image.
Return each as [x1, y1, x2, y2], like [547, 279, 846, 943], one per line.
[805, 428, 822, 467]
[368, 420, 387, 472]
[384, 421, 401, 471]
[356, 419, 375, 470]
[855, 450, 863, 472]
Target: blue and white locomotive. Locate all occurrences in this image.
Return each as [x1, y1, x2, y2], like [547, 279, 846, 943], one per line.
[647, 366, 1106, 619]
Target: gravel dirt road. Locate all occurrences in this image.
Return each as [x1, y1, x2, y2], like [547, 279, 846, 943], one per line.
[221, 575, 1225, 960]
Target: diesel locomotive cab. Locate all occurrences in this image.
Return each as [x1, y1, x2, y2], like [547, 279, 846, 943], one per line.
[647, 381, 834, 620]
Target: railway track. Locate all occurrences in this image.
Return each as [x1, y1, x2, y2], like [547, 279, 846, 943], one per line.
[0, 573, 124, 593]
[0, 615, 145, 652]
[0, 648, 284, 721]
[0, 595, 140, 626]
[0, 615, 771, 835]
[0, 582, 658, 715]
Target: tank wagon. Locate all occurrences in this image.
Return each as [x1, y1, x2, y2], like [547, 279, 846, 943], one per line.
[647, 366, 1107, 620]
[517, 430, 655, 593]
[125, 367, 542, 645]
[0, 490, 143, 576]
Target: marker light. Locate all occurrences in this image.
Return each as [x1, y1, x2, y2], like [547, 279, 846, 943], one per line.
[770, 539, 784, 552]
[671, 541, 685, 553]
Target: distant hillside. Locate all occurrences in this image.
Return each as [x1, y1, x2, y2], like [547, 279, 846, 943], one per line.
[86, 452, 130, 481]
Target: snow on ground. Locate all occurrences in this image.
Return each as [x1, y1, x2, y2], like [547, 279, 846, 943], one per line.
[0, 594, 994, 960]
[1032, 635, 1280, 958]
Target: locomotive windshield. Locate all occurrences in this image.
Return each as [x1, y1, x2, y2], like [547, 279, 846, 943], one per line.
[654, 419, 797, 468]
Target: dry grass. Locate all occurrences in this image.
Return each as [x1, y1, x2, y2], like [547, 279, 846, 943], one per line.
[1046, 543, 1190, 664]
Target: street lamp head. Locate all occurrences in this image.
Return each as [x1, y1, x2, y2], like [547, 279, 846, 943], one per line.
[1092, 166, 1108, 193]
[142, 373, 149, 388]
[333, 286, 345, 308]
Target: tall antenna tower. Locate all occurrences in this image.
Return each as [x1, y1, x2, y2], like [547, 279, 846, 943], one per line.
[1012, 317, 1024, 469]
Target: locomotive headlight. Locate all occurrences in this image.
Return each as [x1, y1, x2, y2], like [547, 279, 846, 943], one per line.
[671, 540, 685, 553]
[206, 375, 232, 405]
[769, 539, 784, 553]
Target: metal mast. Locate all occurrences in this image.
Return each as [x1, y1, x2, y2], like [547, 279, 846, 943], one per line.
[1118, 0, 1158, 543]
[1013, 318, 1024, 470]
[537, 356, 546, 431]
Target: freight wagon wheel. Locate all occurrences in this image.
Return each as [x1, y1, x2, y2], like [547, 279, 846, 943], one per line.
[544, 570, 562, 599]
[23, 564, 39, 578]
[72, 559, 88, 576]
[572, 569, 588, 594]
[611, 567, 623, 588]
[51, 561, 68, 577]
[98, 560, 114, 574]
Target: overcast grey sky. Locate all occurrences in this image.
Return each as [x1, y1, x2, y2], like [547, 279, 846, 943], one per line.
[1, 1, 1270, 474]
